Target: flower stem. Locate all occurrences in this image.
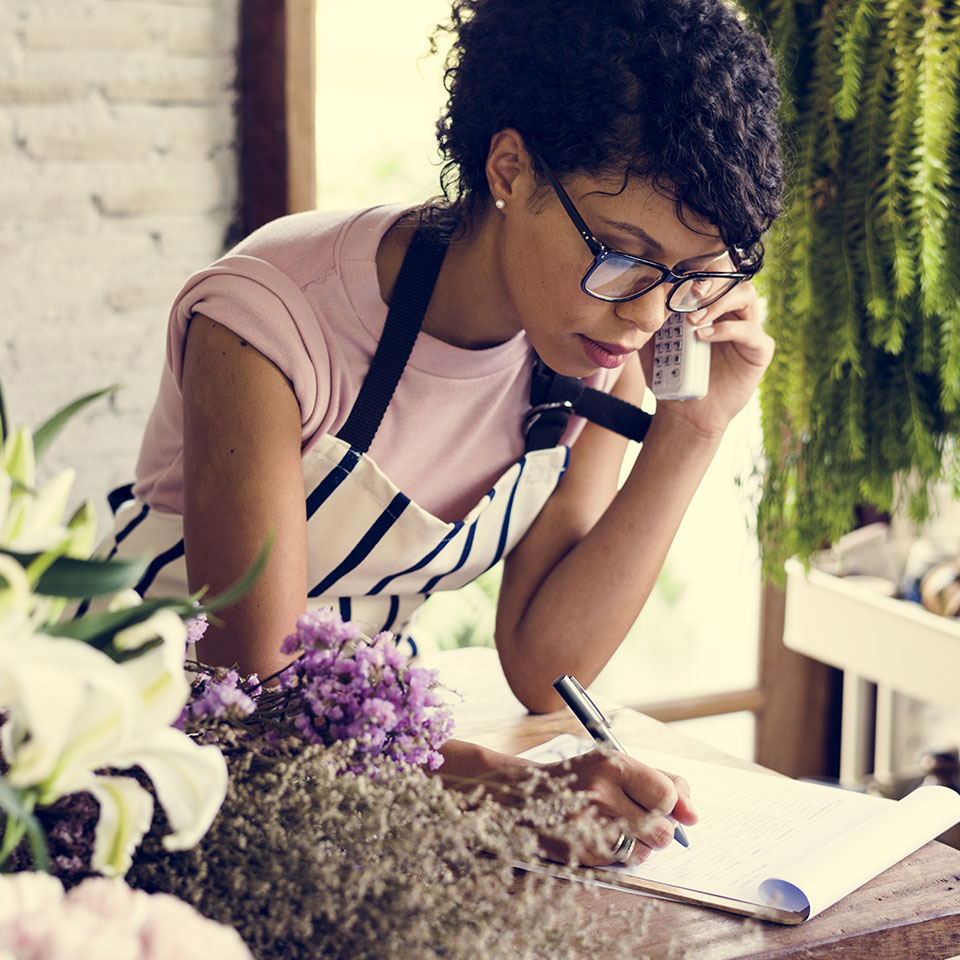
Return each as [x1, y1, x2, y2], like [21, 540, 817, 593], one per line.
[0, 814, 27, 868]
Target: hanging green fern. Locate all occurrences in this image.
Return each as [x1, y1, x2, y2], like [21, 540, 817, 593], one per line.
[739, 0, 960, 582]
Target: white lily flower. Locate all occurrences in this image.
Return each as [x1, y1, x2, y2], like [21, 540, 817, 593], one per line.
[0, 387, 230, 878]
[0, 622, 228, 877]
[8, 468, 75, 554]
[0, 636, 135, 795]
[0, 426, 77, 555]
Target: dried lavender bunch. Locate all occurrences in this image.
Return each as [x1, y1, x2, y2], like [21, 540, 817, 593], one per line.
[176, 664, 262, 732]
[126, 731, 636, 960]
[273, 608, 454, 772]
[181, 608, 453, 776]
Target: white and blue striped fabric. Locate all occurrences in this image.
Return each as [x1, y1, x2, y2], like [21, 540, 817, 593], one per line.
[107, 432, 570, 641]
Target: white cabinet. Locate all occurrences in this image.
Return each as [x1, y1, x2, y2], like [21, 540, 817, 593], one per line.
[783, 558, 960, 783]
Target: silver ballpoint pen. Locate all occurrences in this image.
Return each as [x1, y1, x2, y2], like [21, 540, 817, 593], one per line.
[553, 673, 690, 848]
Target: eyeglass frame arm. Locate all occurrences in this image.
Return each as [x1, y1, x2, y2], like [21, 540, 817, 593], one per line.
[532, 153, 753, 307]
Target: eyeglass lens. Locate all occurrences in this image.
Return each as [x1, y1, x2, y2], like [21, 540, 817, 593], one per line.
[585, 255, 738, 311]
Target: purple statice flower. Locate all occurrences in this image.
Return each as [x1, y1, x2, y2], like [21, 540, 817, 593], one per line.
[280, 607, 361, 656]
[184, 614, 209, 647]
[176, 669, 261, 730]
[277, 608, 454, 772]
[189, 670, 258, 721]
[245, 674, 263, 700]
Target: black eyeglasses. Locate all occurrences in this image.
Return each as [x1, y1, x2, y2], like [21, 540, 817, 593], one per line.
[534, 154, 752, 313]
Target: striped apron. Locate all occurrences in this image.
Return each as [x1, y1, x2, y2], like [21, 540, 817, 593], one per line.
[105, 232, 653, 644]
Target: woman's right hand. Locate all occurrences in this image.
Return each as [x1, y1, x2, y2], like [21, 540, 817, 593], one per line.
[533, 749, 697, 866]
[437, 739, 697, 866]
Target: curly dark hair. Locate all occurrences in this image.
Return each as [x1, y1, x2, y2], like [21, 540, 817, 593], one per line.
[427, 0, 783, 265]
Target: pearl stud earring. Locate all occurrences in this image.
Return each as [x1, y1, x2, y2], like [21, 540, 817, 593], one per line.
[495, 198, 505, 210]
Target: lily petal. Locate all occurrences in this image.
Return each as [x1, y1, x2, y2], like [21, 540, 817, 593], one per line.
[0, 637, 139, 799]
[124, 726, 228, 852]
[107, 588, 144, 613]
[87, 774, 156, 878]
[21, 468, 75, 545]
[1, 426, 35, 488]
[0, 661, 88, 792]
[118, 611, 189, 730]
[65, 500, 97, 559]
[113, 607, 185, 657]
[0, 552, 32, 634]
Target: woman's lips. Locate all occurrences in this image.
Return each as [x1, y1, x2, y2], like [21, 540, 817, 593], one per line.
[578, 335, 634, 368]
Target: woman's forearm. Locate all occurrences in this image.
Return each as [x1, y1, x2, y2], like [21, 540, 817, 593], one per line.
[496, 412, 723, 713]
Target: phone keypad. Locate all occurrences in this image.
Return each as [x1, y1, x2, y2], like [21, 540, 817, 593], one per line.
[652, 314, 684, 389]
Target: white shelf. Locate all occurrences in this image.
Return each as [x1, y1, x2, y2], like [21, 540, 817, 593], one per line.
[784, 558, 960, 709]
[784, 558, 960, 783]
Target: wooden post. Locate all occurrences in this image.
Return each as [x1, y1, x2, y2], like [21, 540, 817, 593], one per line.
[235, 0, 316, 240]
[754, 582, 843, 779]
[284, 0, 316, 215]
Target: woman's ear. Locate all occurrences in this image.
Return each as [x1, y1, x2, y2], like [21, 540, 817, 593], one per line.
[485, 128, 535, 207]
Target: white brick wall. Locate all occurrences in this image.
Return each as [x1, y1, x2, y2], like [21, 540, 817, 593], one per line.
[1, 0, 239, 539]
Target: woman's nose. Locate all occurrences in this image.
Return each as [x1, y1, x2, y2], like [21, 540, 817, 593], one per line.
[613, 287, 670, 334]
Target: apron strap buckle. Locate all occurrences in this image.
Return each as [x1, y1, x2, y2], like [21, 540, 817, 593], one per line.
[523, 400, 575, 442]
[525, 356, 654, 451]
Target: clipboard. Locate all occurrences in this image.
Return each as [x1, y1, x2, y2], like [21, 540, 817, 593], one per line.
[518, 734, 960, 924]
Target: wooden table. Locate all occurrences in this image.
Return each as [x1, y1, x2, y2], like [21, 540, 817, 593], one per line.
[420, 647, 960, 960]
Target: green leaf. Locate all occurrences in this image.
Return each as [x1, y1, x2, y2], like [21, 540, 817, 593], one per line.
[0, 778, 49, 873]
[32, 386, 118, 462]
[41, 533, 270, 650]
[102, 636, 164, 663]
[6, 551, 150, 598]
[44, 597, 198, 645]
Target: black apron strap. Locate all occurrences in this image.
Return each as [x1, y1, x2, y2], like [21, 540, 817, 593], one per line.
[332, 226, 649, 454]
[524, 357, 653, 450]
[335, 230, 449, 453]
[107, 482, 136, 515]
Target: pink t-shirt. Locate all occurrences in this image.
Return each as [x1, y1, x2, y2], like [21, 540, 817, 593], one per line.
[134, 204, 621, 523]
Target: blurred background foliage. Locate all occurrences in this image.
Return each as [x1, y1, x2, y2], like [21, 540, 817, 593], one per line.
[739, 0, 960, 579]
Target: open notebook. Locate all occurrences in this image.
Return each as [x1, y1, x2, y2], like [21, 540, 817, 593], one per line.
[520, 734, 960, 924]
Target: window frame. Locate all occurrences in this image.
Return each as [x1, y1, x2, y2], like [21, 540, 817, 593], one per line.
[236, 0, 316, 236]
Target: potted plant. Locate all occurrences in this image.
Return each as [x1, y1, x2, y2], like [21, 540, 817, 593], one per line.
[737, 0, 960, 580]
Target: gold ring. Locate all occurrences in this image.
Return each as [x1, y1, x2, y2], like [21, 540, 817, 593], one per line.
[611, 831, 637, 863]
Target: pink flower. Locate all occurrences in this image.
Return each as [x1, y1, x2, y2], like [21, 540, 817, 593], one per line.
[0, 873, 252, 960]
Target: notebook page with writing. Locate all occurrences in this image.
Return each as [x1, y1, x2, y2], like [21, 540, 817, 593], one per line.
[521, 735, 960, 923]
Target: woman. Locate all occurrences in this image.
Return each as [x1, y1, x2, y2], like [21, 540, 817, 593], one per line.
[112, 0, 782, 864]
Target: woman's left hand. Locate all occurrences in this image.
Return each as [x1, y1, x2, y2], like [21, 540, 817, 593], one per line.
[641, 280, 774, 439]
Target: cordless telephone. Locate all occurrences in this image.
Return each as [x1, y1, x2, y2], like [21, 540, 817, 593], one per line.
[651, 312, 710, 400]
